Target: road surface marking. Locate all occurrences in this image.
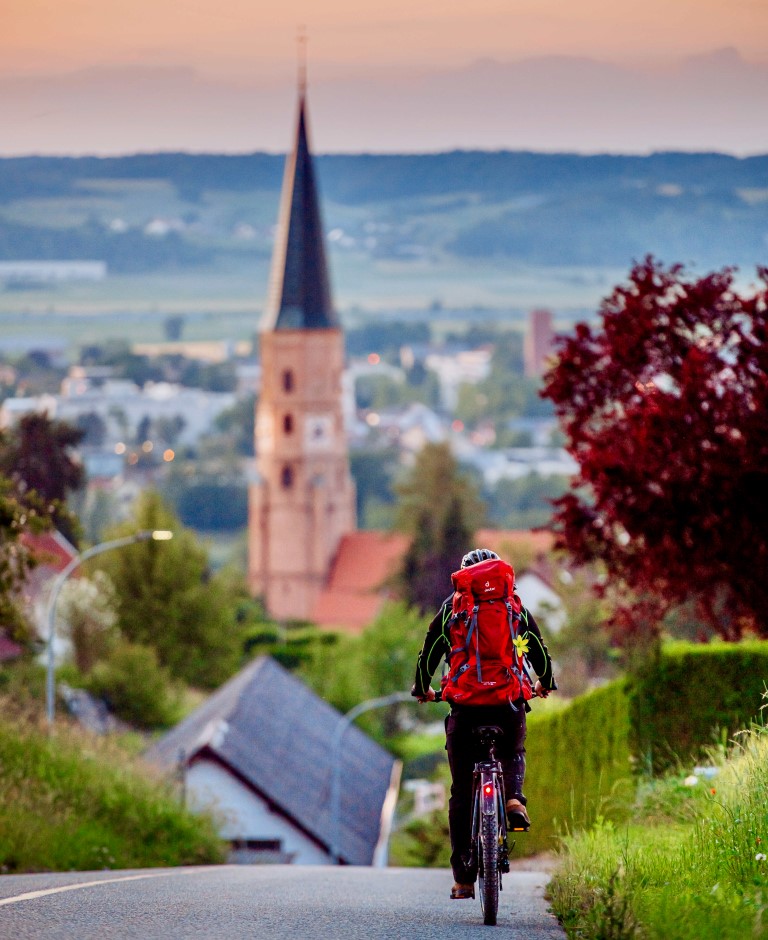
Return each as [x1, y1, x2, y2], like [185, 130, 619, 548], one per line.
[0, 867, 221, 908]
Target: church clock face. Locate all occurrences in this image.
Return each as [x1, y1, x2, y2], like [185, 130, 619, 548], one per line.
[304, 414, 334, 452]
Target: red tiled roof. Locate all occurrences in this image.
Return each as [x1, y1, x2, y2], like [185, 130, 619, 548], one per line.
[311, 528, 555, 634]
[20, 530, 78, 573]
[325, 531, 409, 592]
[475, 529, 555, 558]
[311, 531, 409, 633]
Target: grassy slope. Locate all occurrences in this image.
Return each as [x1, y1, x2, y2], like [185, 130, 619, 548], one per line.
[548, 722, 768, 939]
[0, 709, 224, 873]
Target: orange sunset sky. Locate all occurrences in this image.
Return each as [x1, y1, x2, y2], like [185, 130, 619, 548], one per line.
[5, 0, 768, 77]
[3, 0, 768, 153]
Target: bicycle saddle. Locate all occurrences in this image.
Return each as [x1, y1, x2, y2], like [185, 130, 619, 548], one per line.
[473, 725, 505, 741]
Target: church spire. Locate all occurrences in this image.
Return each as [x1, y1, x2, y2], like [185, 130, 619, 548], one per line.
[262, 92, 339, 332]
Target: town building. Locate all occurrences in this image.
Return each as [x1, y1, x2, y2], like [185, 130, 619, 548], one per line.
[145, 656, 400, 866]
[524, 307, 555, 378]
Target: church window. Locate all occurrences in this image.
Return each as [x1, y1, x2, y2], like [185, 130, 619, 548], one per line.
[282, 369, 294, 392]
[281, 465, 294, 489]
[283, 413, 294, 434]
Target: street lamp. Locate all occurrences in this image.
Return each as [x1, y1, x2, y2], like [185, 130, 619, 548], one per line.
[329, 690, 415, 864]
[45, 529, 174, 727]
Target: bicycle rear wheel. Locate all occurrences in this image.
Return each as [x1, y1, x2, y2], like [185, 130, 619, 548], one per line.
[478, 813, 499, 925]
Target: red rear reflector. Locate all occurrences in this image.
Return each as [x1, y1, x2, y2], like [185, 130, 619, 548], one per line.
[483, 784, 493, 795]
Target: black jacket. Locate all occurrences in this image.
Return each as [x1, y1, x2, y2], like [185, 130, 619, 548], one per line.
[412, 595, 557, 699]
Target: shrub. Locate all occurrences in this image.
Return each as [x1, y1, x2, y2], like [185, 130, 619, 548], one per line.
[86, 641, 182, 729]
[549, 721, 768, 939]
[523, 680, 633, 855]
[629, 640, 768, 774]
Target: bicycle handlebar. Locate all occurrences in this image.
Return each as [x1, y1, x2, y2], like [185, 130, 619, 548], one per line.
[412, 684, 554, 703]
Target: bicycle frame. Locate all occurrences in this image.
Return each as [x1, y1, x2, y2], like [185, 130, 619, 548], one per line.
[469, 765, 510, 859]
[466, 729, 510, 925]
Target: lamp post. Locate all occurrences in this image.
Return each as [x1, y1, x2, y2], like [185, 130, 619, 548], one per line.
[329, 690, 415, 864]
[45, 529, 174, 728]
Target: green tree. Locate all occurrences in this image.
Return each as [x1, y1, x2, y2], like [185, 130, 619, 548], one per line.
[350, 446, 399, 528]
[298, 602, 429, 736]
[57, 571, 118, 674]
[0, 413, 84, 543]
[0, 477, 49, 644]
[91, 491, 241, 687]
[361, 602, 428, 735]
[394, 442, 483, 612]
[213, 394, 256, 457]
[484, 473, 569, 529]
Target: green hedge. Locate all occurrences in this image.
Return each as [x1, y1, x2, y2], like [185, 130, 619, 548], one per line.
[522, 681, 632, 854]
[629, 640, 768, 774]
[395, 641, 768, 861]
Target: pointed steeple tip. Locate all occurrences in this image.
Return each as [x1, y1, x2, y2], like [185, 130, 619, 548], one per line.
[261, 89, 339, 333]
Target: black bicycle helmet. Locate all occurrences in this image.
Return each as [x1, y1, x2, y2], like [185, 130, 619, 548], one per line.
[460, 548, 500, 568]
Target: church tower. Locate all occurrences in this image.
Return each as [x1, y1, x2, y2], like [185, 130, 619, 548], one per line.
[248, 93, 356, 620]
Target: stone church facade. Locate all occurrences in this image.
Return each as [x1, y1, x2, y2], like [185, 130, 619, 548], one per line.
[248, 94, 356, 620]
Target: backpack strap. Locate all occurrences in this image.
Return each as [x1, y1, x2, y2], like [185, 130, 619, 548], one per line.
[468, 604, 482, 682]
[447, 603, 482, 682]
[505, 598, 525, 690]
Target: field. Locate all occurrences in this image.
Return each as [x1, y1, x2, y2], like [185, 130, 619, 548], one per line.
[3, 149, 765, 353]
[0, 253, 624, 354]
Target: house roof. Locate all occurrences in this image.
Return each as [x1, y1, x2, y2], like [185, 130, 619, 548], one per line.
[20, 529, 80, 610]
[474, 528, 555, 559]
[311, 531, 409, 633]
[261, 94, 339, 333]
[310, 528, 555, 633]
[21, 529, 78, 573]
[144, 656, 398, 866]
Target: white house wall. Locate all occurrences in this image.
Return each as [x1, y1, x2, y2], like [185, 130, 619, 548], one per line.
[517, 572, 566, 633]
[186, 758, 331, 865]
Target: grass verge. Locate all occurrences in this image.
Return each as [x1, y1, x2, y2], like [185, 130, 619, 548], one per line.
[0, 704, 225, 873]
[549, 721, 768, 939]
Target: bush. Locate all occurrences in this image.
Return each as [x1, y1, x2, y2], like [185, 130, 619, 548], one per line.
[86, 641, 182, 729]
[549, 721, 768, 939]
[522, 681, 633, 855]
[299, 602, 428, 736]
[629, 640, 768, 774]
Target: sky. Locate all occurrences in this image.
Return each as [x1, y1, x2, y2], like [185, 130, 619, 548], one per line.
[3, 0, 768, 154]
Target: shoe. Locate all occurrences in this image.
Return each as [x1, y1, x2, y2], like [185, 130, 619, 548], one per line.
[450, 883, 475, 899]
[506, 798, 531, 831]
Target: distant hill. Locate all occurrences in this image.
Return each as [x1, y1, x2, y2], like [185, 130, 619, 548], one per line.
[0, 150, 766, 275]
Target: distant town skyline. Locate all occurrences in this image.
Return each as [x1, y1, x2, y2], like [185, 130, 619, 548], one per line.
[3, 0, 768, 155]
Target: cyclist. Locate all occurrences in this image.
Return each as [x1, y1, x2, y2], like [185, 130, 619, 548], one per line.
[411, 548, 557, 900]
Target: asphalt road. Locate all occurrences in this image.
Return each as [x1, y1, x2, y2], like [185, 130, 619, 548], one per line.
[0, 865, 566, 940]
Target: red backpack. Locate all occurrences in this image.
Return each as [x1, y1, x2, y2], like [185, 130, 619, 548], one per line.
[440, 558, 532, 707]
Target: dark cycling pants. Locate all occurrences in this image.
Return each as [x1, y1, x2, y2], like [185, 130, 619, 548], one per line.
[445, 702, 527, 885]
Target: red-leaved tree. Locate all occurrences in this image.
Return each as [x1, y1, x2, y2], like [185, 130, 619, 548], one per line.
[542, 258, 768, 641]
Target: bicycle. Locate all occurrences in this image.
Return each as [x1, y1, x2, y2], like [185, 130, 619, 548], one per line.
[467, 723, 517, 926]
[425, 689, 528, 926]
